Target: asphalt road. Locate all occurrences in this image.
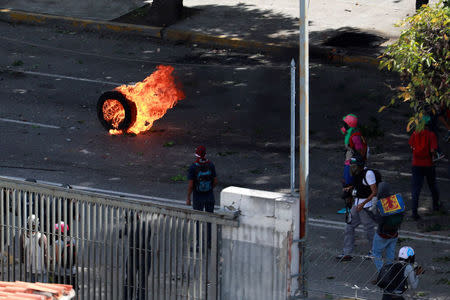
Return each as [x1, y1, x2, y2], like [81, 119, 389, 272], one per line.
[0, 22, 449, 229]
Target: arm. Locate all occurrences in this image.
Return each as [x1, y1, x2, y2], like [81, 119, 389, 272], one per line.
[405, 264, 420, 290]
[41, 235, 48, 269]
[357, 183, 377, 211]
[213, 177, 218, 189]
[187, 180, 194, 206]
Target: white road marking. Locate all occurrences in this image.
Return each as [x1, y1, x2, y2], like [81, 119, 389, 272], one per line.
[12, 70, 123, 86]
[309, 217, 450, 245]
[0, 117, 60, 129]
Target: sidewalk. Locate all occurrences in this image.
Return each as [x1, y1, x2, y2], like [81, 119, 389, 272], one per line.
[0, 0, 437, 66]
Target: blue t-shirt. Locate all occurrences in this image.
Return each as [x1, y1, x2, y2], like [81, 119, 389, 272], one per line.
[188, 161, 216, 199]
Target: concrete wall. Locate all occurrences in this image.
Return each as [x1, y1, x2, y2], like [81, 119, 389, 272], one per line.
[220, 186, 296, 300]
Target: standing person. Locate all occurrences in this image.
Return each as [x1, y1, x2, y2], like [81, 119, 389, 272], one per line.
[409, 116, 440, 220]
[377, 246, 423, 300]
[336, 154, 377, 261]
[187, 146, 218, 248]
[20, 215, 49, 283]
[339, 114, 368, 214]
[186, 146, 217, 212]
[122, 212, 151, 300]
[372, 182, 403, 272]
[54, 222, 77, 289]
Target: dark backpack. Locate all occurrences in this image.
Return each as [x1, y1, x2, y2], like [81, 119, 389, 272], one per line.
[376, 262, 407, 293]
[195, 162, 213, 192]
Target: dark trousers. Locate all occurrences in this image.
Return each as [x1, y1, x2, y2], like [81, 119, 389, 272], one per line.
[123, 245, 151, 300]
[411, 166, 440, 215]
[193, 195, 215, 248]
[123, 220, 151, 300]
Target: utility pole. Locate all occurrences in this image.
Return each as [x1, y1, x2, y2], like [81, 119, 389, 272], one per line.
[298, 0, 309, 297]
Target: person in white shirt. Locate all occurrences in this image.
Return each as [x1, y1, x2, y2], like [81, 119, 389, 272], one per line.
[337, 154, 378, 261]
[20, 215, 49, 283]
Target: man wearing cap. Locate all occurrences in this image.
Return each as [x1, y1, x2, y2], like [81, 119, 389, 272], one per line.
[186, 146, 218, 213]
[336, 153, 377, 261]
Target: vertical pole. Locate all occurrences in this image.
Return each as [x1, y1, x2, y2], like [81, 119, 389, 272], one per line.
[290, 59, 296, 194]
[299, 0, 309, 297]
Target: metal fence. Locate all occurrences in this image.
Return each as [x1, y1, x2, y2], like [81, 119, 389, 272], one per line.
[304, 218, 450, 300]
[0, 177, 238, 299]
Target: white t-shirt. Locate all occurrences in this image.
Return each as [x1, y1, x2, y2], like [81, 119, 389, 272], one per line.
[354, 169, 376, 208]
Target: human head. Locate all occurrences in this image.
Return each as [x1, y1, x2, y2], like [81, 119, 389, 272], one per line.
[341, 114, 358, 134]
[27, 214, 39, 230]
[377, 182, 392, 199]
[55, 221, 69, 234]
[195, 145, 206, 158]
[398, 246, 415, 263]
[350, 153, 365, 176]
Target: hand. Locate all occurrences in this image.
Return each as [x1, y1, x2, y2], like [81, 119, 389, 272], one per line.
[415, 266, 424, 275]
[343, 186, 352, 192]
[356, 203, 364, 212]
[186, 198, 191, 206]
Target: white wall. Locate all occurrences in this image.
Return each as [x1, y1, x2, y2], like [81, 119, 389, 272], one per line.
[220, 186, 296, 300]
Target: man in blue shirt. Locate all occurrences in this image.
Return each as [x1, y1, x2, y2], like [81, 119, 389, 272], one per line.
[186, 146, 217, 212]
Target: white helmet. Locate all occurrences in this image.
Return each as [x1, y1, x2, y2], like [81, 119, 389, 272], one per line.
[398, 246, 415, 259]
[27, 214, 40, 228]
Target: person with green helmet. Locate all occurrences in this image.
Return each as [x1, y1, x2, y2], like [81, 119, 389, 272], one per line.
[339, 114, 368, 213]
[409, 115, 441, 220]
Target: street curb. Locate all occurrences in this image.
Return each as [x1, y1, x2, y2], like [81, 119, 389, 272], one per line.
[0, 8, 162, 38]
[0, 8, 381, 68]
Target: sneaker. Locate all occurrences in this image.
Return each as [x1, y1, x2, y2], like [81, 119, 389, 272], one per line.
[433, 152, 445, 162]
[336, 254, 353, 261]
[364, 251, 374, 259]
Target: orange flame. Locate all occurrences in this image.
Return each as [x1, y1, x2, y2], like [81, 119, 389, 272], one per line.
[111, 65, 185, 135]
[102, 99, 125, 129]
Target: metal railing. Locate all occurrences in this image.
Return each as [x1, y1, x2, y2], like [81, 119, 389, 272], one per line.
[0, 177, 238, 299]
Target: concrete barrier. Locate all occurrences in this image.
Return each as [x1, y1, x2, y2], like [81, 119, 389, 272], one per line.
[220, 186, 296, 300]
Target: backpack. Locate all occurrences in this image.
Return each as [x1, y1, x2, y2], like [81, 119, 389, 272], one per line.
[195, 162, 213, 192]
[376, 262, 407, 293]
[349, 131, 368, 160]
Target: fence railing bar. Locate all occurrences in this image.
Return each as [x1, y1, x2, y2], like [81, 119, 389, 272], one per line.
[0, 179, 238, 227]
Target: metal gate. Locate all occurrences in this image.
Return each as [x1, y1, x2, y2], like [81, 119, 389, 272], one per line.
[0, 177, 238, 299]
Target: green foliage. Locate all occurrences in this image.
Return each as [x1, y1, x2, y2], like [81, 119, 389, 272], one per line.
[379, 2, 449, 131]
[170, 174, 187, 182]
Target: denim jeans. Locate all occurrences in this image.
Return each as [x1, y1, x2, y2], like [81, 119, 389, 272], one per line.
[411, 166, 440, 215]
[372, 233, 398, 271]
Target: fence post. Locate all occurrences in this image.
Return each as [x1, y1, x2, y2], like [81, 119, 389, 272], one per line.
[290, 59, 296, 195]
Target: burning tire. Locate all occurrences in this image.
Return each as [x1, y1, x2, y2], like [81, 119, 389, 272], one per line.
[97, 91, 136, 131]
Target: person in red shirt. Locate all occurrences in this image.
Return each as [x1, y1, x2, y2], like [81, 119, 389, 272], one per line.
[409, 116, 440, 220]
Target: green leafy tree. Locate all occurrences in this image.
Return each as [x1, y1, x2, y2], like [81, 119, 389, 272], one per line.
[379, 2, 449, 131]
